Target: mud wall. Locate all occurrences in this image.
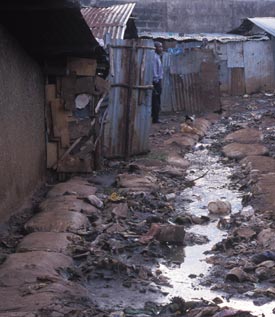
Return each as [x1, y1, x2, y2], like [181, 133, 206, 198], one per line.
[81, 0, 275, 34]
[0, 26, 45, 222]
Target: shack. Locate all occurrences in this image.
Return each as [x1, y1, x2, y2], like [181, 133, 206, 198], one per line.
[82, 3, 154, 159]
[140, 31, 274, 113]
[0, 0, 107, 221]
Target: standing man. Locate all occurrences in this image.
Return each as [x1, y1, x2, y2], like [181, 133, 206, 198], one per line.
[152, 41, 163, 123]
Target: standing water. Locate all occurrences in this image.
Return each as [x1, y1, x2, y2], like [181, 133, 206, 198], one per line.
[160, 124, 274, 316]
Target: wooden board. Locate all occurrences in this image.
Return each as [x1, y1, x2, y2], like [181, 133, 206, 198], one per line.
[57, 156, 93, 173]
[45, 84, 56, 103]
[230, 67, 245, 96]
[67, 57, 97, 76]
[61, 75, 76, 111]
[50, 98, 70, 148]
[200, 62, 221, 112]
[75, 76, 95, 94]
[68, 118, 91, 140]
[47, 142, 58, 168]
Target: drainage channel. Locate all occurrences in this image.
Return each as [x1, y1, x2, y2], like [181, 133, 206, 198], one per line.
[159, 125, 274, 316]
[89, 121, 274, 316]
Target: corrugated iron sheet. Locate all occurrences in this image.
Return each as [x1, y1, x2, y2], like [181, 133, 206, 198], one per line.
[81, 3, 136, 40]
[104, 39, 154, 158]
[243, 40, 275, 93]
[248, 17, 275, 37]
[139, 31, 268, 43]
[161, 49, 220, 114]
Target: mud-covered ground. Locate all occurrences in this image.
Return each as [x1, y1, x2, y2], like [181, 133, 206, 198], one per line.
[1, 93, 275, 317]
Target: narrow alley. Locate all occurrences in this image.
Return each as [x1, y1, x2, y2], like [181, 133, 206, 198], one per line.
[2, 1, 275, 317]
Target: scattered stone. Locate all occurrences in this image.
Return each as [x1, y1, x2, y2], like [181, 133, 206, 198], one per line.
[17, 232, 81, 255]
[86, 195, 104, 208]
[116, 173, 159, 192]
[24, 211, 90, 233]
[222, 143, 268, 159]
[225, 267, 255, 283]
[224, 128, 263, 144]
[240, 206, 254, 218]
[208, 200, 231, 215]
[165, 193, 176, 201]
[47, 177, 97, 198]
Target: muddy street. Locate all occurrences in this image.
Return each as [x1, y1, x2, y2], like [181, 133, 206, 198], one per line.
[2, 93, 275, 316]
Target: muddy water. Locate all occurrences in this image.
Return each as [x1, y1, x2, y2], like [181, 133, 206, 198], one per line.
[90, 124, 274, 315]
[159, 130, 274, 316]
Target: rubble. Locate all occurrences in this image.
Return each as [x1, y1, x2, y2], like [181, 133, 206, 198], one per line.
[4, 101, 275, 315]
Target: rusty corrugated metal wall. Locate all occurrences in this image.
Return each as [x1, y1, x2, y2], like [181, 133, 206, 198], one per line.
[210, 40, 275, 95]
[161, 49, 220, 114]
[104, 39, 154, 158]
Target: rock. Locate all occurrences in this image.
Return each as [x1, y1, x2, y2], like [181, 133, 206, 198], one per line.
[240, 206, 254, 218]
[87, 195, 104, 208]
[110, 312, 125, 317]
[158, 166, 186, 177]
[224, 128, 263, 144]
[156, 224, 185, 245]
[222, 143, 268, 159]
[0, 251, 73, 286]
[166, 154, 190, 169]
[258, 228, 275, 250]
[208, 200, 231, 215]
[17, 232, 81, 255]
[116, 173, 159, 192]
[165, 135, 197, 148]
[252, 251, 275, 264]
[225, 267, 255, 283]
[139, 224, 161, 244]
[39, 195, 99, 216]
[24, 210, 90, 233]
[110, 203, 128, 219]
[165, 193, 176, 201]
[234, 227, 256, 240]
[240, 156, 275, 174]
[180, 123, 200, 135]
[47, 177, 97, 198]
[148, 282, 159, 293]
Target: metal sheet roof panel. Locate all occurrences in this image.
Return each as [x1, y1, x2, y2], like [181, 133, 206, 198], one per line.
[139, 31, 268, 43]
[81, 3, 136, 40]
[248, 17, 275, 37]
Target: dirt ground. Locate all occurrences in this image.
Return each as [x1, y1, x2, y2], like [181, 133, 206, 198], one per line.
[2, 93, 275, 316]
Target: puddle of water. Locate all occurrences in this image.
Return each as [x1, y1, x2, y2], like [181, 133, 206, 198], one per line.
[160, 139, 274, 316]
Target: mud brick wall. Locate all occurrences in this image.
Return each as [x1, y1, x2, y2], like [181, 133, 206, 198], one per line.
[81, 0, 275, 33]
[0, 26, 45, 222]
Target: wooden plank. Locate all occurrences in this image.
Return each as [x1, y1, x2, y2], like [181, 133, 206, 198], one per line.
[67, 57, 97, 76]
[230, 67, 245, 96]
[61, 74, 76, 111]
[200, 62, 221, 112]
[45, 84, 56, 103]
[47, 142, 58, 168]
[50, 98, 70, 148]
[75, 76, 95, 94]
[57, 156, 93, 173]
[68, 118, 91, 140]
[95, 76, 109, 95]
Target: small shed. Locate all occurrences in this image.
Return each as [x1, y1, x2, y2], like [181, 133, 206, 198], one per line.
[82, 3, 154, 159]
[140, 31, 275, 113]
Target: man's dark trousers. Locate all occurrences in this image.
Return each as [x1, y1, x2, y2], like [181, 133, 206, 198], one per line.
[152, 80, 162, 123]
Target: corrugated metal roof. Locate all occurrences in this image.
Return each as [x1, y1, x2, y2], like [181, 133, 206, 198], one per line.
[81, 3, 136, 40]
[139, 31, 268, 43]
[248, 17, 275, 37]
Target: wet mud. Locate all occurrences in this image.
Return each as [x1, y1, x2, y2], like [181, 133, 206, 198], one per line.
[2, 93, 275, 316]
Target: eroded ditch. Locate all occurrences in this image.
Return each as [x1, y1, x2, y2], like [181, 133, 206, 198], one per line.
[90, 119, 275, 316]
